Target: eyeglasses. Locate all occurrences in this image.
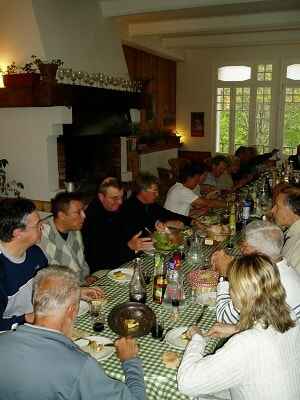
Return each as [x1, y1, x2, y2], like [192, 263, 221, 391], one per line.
[25, 214, 53, 230]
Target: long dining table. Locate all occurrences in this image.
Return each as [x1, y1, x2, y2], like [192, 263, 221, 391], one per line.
[74, 231, 242, 400]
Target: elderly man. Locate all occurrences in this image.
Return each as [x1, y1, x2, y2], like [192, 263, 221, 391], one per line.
[0, 198, 103, 331]
[82, 178, 152, 272]
[39, 192, 95, 284]
[164, 162, 225, 216]
[272, 186, 300, 272]
[0, 266, 145, 400]
[121, 172, 192, 243]
[212, 220, 300, 326]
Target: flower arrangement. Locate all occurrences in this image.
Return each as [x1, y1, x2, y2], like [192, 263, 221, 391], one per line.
[31, 55, 64, 68]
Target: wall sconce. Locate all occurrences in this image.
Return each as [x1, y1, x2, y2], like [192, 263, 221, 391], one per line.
[175, 130, 185, 144]
[0, 68, 4, 88]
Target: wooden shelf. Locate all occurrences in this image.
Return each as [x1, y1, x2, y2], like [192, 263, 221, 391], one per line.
[0, 82, 147, 109]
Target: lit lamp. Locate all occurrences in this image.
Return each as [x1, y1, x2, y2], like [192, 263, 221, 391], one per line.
[0, 68, 4, 88]
[175, 130, 184, 144]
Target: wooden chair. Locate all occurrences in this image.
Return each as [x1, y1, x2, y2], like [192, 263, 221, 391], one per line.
[168, 158, 190, 179]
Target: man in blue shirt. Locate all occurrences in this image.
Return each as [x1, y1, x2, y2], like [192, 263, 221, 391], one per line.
[0, 198, 48, 330]
[0, 266, 145, 400]
[0, 198, 103, 331]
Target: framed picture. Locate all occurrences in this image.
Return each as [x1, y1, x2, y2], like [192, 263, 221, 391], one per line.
[191, 112, 204, 137]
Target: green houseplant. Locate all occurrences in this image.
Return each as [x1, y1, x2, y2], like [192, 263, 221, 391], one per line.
[0, 159, 24, 197]
[3, 61, 40, 89]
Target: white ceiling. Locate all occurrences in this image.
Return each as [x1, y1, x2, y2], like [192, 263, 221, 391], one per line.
[100, 0, 300, 48]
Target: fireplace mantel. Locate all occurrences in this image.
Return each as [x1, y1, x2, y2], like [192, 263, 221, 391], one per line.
[0, 82, 147, 109]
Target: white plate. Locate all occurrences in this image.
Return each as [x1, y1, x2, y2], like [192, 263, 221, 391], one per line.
[75, 336, 115, 361]
[107, 268, 133, 284]
[143, 249, 155, 256]
[165, 326, 189, 350]
[78, 300, 89, 316]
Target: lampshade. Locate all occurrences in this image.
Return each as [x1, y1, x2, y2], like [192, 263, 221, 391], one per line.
[287, 64, 300, 80]
[218, 66, 251, 82]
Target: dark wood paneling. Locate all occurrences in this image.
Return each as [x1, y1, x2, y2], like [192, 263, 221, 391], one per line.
[123, 45, 176, 131]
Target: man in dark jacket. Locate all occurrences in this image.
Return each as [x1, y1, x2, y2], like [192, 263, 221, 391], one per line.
[82, 178, 152, 272]
[288, 145, 300, 170]
[121, 172, 192, 243]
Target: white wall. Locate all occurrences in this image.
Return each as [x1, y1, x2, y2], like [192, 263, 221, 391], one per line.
[177, 42, 300, 153]
[0, 107, 72, 201]
[0, 0, 44, 70]
[0, 0, 130, 200]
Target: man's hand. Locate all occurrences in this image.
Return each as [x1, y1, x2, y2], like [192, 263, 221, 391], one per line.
[128, 231, 153, 252]
[186, 325, 202, 340]
[166, 220, 184, 229]
[205, 322, 239, 338]
[25, 312, 34, 324]
[211, 250, 233, 277]
[84, 275, 98, 285]
[115, 337, 139, 362]
[80, 286, 105, 301]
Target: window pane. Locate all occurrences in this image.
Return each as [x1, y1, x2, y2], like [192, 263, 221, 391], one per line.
[218, 66, 251, 81]
[283, 87, 300, 155]
[216, 87, 230, 153]
[287, 64, 300, 80]
[234, 87, 249, 151]
[257, 64, 272, 81]
[216, 111, 230, 153]
[256, 87, 271, 153]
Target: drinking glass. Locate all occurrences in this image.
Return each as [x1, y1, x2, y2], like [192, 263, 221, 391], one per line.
[90, 300, 105, 332]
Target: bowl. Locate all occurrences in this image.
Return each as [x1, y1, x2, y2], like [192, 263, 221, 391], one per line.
[107, 302, 155, 337]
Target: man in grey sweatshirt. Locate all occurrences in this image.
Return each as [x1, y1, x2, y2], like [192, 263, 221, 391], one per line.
[0, 265, 146, 400]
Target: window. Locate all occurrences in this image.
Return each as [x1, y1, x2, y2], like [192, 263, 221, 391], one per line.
[283, 87, 300, 155]
[216, 64, 273, 154]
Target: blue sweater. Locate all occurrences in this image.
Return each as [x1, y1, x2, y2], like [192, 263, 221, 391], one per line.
[0, 245, 48, 330]
[0, 325, 146, 400]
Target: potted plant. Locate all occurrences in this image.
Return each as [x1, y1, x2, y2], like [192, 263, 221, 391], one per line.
[3, 61, 40, 89]
[0, 159, 24, 197]
[31, 55, 64, 83]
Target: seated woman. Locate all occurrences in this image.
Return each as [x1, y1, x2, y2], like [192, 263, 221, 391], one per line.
[177, 254, 300, 400]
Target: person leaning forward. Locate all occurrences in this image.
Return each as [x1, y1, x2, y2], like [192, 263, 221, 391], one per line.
[82, 177, 153, 272]
[0, 266, 146, 400]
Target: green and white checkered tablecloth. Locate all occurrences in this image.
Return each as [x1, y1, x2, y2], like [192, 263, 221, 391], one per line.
[75, 235, 242, 400]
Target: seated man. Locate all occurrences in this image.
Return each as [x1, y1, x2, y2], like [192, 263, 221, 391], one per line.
[164, 163, 225, 216]
[0, 198, 48, 330]
[0, 198, 103, 331]
[121, 172, 193, 242]
[82, 178, 152, 272]
[39, 192, 94, 285]
[0, 266, 145, 400]
[288, 144, 300, 170]
[201, 155, 228, 192]
[212, 220, 300, 326]
[272, 186, 300, 272]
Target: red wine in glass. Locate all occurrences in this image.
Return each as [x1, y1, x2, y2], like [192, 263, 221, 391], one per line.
[93, 321, 105, 332]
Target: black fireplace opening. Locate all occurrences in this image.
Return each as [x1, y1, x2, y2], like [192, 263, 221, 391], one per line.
[60, 108, 132, 193]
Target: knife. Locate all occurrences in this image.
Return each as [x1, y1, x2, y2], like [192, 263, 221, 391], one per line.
[195, 305, 208, 325]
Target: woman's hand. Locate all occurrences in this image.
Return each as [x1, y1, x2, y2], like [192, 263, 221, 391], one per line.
[205, 322, 239, 338]
[211, 250, 233, 277]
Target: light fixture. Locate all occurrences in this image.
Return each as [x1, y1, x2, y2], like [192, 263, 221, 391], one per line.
[218, 66, 251, 82]
[287, 64, 300, 81]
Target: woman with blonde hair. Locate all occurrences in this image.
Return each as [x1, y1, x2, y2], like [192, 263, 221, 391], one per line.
[178, 254, 300, 400]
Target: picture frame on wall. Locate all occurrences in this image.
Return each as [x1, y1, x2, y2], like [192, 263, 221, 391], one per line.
[191, 112, 204, 137]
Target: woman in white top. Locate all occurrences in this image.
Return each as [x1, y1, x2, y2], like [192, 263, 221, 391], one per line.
[177, 254, 300, 400]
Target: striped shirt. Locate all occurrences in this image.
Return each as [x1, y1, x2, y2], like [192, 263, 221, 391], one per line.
[216, 258, 300, 324]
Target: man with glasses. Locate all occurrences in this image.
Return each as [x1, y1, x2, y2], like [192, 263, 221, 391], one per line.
[82, 178, 153, 272]
[0, 198, 48, 330]
[39, 192, 96, 285]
